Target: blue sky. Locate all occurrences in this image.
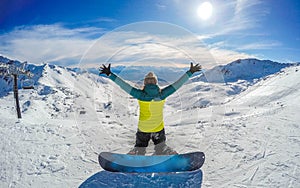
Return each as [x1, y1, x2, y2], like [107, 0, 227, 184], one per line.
[0, 0, 300, 68]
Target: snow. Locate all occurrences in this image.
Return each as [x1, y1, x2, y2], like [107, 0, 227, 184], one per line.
[0, 57, 299, 187]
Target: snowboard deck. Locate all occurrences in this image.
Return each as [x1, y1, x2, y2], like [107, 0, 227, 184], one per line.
[79, 168, 203, 188]
[98, 151, 205, 173]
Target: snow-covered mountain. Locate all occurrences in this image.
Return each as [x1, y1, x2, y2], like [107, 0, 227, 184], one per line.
[0, 56, 299, 187]
[192, 58, 298, 83]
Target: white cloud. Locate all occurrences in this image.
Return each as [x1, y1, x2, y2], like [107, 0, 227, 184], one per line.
[94, 17, 118, 23]
[239, 41, 282, 50]
[0, 24, 103, 66]
[234, 0, 267, 29]
[156, 3, 167, 10]
[209, 47, 255, 65]
[79, 26, 218, 69]
[207, 39, 282, 52]
[0, 22, 256, 68]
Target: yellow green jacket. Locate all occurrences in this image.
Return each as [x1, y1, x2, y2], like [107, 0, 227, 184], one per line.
[108, 71, 193, 133]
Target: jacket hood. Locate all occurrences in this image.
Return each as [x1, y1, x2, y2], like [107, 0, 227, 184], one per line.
[143, 84, 160, 97]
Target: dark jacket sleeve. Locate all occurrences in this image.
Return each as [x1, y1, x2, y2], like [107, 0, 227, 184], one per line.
[160, 71, 193, 99]
[108, 73, 143, 99]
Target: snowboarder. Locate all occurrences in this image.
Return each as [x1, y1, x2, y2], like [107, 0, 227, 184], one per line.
[99, 63, 201, 155]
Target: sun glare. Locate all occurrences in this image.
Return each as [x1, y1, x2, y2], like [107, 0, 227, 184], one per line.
[197, 2, 213, 20]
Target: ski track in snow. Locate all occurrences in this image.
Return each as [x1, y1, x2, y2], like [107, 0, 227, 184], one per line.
[0, 59, 300, 187]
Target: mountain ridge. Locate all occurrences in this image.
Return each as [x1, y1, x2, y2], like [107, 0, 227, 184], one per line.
[1, 56, 298, 97]
[192, 58, 299, 83]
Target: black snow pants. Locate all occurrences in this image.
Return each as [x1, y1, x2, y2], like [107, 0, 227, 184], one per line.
[134, 128, 166, 148]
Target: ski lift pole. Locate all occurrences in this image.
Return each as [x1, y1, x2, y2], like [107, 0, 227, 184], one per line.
[13, 74, 22, 118]
[1, 60, 34, 119]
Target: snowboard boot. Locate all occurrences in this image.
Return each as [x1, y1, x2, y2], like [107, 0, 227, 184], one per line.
[127, 147, 146, 155]
[153, 143, 178, 155]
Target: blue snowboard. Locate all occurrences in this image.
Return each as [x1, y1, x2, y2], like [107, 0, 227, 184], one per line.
[79, 168, 203, 188]
[98, 151, 205, 173]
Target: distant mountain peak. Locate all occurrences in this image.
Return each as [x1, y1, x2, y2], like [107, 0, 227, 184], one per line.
[193, 58, 297, 83]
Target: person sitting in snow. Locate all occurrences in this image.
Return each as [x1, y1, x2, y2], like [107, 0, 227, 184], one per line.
[99, 63, 201, 155]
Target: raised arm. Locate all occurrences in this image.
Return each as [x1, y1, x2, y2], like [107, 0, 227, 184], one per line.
[99, 64, 142, 99]
[160, 63, 201, 99]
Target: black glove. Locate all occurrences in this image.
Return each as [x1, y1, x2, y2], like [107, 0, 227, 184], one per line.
[189, 62, 202, 74]
[99, 64, 111, 76]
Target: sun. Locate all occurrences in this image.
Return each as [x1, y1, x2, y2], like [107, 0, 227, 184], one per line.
[197, 2, 213, 20]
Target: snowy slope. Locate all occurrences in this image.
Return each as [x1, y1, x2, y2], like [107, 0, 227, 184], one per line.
[202, 65, 300, 187]
[0, 57, 299, 187]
